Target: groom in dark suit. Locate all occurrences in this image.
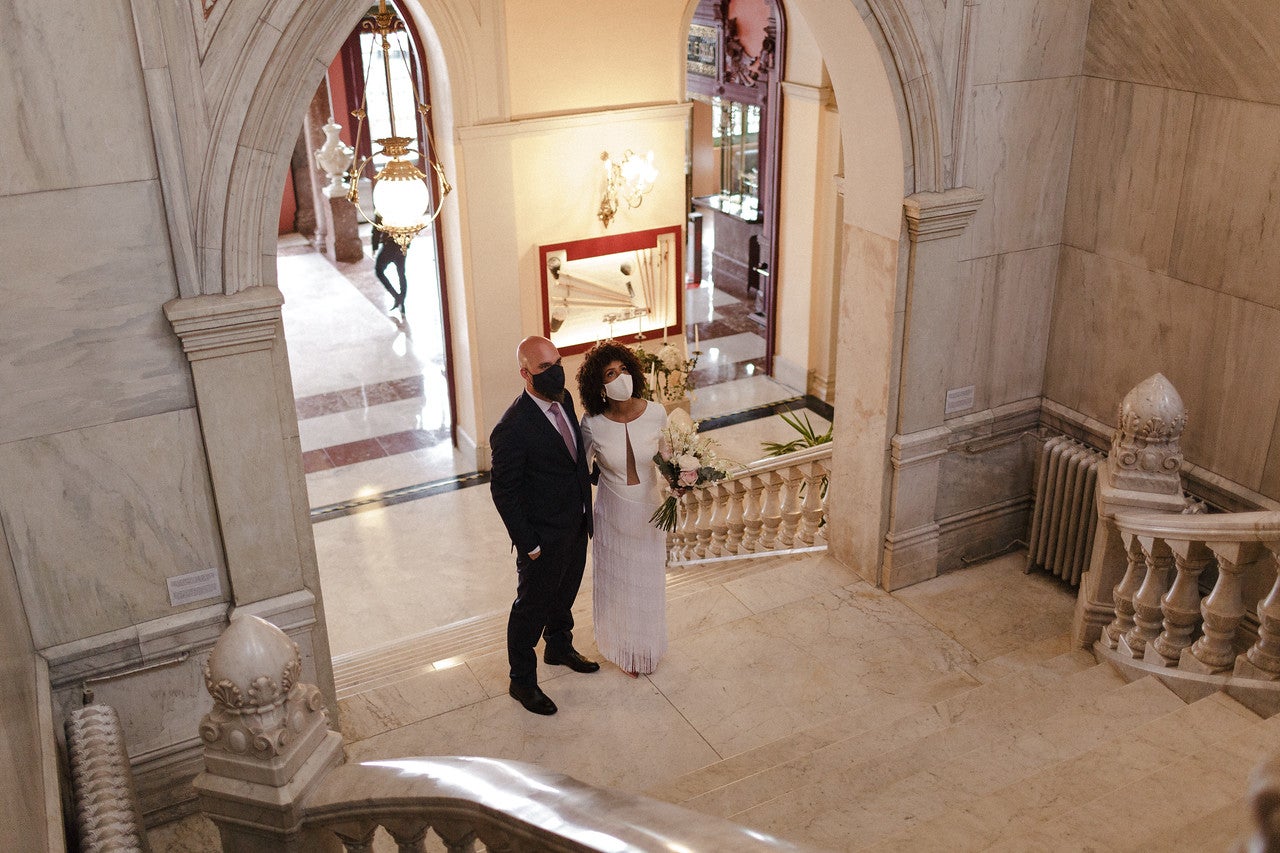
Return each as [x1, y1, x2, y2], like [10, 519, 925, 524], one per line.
[490, 335, 599, 715]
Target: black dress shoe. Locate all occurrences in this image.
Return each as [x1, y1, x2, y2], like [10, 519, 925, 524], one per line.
[543, 648, 601, 673]
[509, 682, 557, 715]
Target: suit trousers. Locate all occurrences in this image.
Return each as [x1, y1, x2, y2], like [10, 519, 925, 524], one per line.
[507, 513, 589, 686]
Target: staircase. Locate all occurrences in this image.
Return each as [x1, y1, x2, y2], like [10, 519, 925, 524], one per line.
[152, 550, 1271, 851]
[647, 631, 1266, 851]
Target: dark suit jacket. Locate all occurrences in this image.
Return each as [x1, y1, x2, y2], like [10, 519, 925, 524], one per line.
[489, 391, 593, 556]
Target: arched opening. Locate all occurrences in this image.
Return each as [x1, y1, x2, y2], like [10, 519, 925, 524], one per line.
[209, 0, 935, 671]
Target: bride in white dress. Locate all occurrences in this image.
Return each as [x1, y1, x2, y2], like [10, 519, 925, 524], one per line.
[577, 341, 669, 676]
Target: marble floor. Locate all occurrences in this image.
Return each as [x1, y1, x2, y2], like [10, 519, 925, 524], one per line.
[276, 231, 831, 658]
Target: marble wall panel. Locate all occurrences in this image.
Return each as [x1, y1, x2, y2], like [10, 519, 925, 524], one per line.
[948, 246, 1055, 415]
[1085, 0, 1280, 106]
[0, 409, 227, 649]
[1195, 296, 1280, 494]
[969, 0, 1089, 86]
[985, 245, 1058, 408]
[1169, 97, 1280, 312]
[0, 181, 193, 445]
[1043, 246, 1217, 468]
[0, 517, 48, 844]
[961, 77, 1080, 261]
[0, 0, 157, 197]
[936, 434, 1035, 520]
[1265, 407, 1280, 502]
[1062, 78, 1194, 273]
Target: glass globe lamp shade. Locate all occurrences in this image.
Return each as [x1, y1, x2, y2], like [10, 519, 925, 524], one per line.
[372, 158, 431, 229]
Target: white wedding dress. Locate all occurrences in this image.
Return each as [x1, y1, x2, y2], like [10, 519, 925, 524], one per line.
[580, 400, 669, 674]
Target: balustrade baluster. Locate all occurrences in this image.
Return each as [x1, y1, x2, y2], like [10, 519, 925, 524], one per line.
[1149, 539, 1212, 666]
[817, 463, 829, 544]
[382, 818, 431, 852]
[758, 473, 784, 550]
[676, 491, 696, 560]
[1102, 533, 1145, 649]
[1122, 535, 1173, 658]
[777, 469, 804, 546]
[331, 821, 379, 852]
[432, 819, 479, 853]
[740, 476, 764, 552]
[708, 483, 731, 556]
[1184, 541, 1264, 673]
[693, 488, 714, 559]
[795, 462, 826, 545]
[475, 827, 515, 852]
[723, 480, 746, 555]
[1238, 541, 1280, 680]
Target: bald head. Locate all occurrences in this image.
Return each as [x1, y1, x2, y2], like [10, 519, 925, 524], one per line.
[517, 336, 564, 400]
[517, 336, 558, 371]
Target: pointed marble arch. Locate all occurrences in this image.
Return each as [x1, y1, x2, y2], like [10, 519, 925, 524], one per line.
[195, 0, 496, 296]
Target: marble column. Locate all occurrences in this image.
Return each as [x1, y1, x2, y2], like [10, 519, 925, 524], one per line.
[164, 287, 336, 710]
[879, 188, 983, 591]
[1072, 374, 1188, 648]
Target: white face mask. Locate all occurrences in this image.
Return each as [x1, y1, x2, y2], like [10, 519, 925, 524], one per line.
[604, 372, 634, 401]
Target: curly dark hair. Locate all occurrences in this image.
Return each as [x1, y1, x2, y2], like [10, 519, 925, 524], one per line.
[576, 340, 647, 417]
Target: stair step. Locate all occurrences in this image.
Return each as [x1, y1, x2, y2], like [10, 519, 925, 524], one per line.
[646, 668, 985, 805]
[862, 689, 1264, 852]
[666, 662, 1126, 823]
[730, 673, 1183, 849]
[961, 633, 1078, 684]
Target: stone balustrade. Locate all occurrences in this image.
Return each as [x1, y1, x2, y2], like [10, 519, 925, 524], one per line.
[667, 444, 831, 565]
[195, 613, 816, 852]
[1096, 509, 1280, 716]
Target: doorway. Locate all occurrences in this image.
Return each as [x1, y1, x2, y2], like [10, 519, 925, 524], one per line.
[685, 0, 784, 390]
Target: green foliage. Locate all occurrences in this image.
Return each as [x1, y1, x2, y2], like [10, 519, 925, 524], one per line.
[761, 410, 833, 457]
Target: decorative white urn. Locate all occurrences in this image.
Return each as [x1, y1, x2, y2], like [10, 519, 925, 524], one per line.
[313, 119, 354, 199]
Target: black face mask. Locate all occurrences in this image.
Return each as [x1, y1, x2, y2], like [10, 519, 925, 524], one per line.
[530, 363, 566, 402]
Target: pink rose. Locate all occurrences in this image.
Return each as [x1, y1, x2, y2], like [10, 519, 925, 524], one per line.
[678, 469, 699, 486]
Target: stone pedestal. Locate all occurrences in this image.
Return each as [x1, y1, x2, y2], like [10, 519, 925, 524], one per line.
[195, 614, 344, 852]
[1072, 374, 1188, 648]
[327, 196, 363, 262]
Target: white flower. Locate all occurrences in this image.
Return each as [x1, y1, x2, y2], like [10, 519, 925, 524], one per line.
[677, 453, 700, 472]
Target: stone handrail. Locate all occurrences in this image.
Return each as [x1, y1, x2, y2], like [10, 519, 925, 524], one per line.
[668, 444, 831, 564]
[305, 758, 819, 851]
[194, 614, 819, 852]
[1097, 508, 1280, 715]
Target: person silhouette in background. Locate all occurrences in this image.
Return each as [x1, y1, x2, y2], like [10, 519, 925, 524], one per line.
[370, 216, 408, 313]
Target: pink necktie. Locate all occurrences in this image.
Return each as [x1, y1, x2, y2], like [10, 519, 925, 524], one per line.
[548, 402, 577, 461]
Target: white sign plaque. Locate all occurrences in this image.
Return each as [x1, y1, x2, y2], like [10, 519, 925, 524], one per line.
[167, 567, 223, 607]
[945, 385, 975, 415]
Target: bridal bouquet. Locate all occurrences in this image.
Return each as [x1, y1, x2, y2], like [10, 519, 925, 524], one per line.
[650, 408, 733, 532]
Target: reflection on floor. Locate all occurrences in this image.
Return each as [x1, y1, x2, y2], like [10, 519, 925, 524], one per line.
[275, 231, 831, 659]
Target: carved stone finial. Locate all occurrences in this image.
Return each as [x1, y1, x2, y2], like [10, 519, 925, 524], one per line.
[199, 613, 327, 772]
[1109, 373, 1187, 495]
